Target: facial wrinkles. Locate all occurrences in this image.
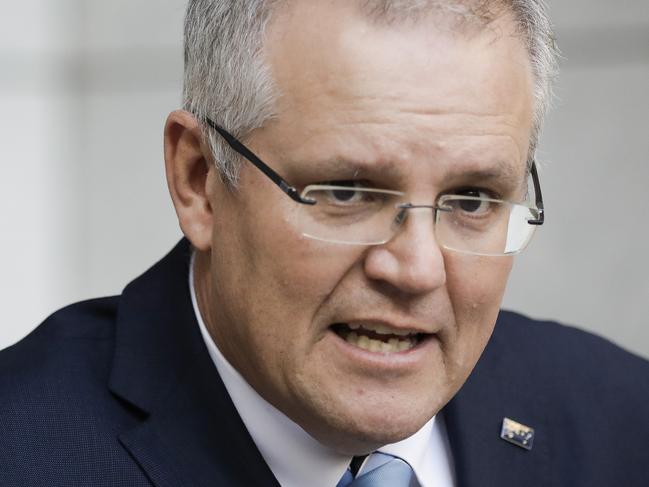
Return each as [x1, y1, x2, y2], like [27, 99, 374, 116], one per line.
[286, 82, 528, 134]
[275, 112, 525, 184]
[328, 276, 455, 336]
[270, 71, 530, 184]
[350, 121, 524, 182]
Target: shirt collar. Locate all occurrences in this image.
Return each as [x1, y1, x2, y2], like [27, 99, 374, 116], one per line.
[189, 251, 454, 487]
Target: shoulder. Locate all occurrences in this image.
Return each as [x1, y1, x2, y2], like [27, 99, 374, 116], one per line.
[460, 311, 649, 481]
[493, 310, 649, 384]
[489, 310, 649, 431]
[0, 297, 141, 483]
[0, 296, 119, 382]
[0, 241, 193, 485]
[0, 295, 121, 409]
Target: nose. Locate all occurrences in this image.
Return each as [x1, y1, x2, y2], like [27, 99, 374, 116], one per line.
[363, 206, 446, 295]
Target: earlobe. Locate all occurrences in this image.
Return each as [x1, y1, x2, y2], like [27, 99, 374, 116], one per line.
[164, 110, 215, 251]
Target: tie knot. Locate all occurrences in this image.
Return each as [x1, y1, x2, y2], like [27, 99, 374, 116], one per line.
[337, 452, 419, 487]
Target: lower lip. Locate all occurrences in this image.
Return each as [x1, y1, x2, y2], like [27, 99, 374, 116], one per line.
[325, 328, 439, 370]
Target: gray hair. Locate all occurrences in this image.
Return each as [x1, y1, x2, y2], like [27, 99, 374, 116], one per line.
[183, 0, 559, 184]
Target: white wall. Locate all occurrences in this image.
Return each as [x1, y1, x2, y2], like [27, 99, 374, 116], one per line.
[0, 0, 183, 348]
[1, 1, 648, 358]
[502, 0, 649, 358]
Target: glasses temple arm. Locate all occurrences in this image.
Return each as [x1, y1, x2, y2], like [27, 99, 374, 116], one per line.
[528, 160, 545, 225]
[203, 118, 315, 205]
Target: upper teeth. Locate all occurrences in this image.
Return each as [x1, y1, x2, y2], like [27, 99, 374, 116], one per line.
[348, 323, 413, 336]
[345, 332, 415, 353]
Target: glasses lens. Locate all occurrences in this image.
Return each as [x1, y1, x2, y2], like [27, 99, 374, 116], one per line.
[435, 196, 538, 256]
[298, 186, 404, 244]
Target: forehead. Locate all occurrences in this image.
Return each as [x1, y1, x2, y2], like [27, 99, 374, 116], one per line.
[260, 0, 534, 182]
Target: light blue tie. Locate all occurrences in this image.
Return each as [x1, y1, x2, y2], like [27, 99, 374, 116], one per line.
[337, 452, 419, 487]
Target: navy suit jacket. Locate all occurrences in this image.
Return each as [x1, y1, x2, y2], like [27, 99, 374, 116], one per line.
[2, 239, 648, 486]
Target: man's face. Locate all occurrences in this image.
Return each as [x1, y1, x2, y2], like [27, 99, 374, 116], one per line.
[201, 2, 533, 453]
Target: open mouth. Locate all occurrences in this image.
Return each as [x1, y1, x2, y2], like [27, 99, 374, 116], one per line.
[330, 322, 430, 353]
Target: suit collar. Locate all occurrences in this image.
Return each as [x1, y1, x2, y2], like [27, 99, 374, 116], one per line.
[109, 239, 279, 487]
[108, 240, 193, 413]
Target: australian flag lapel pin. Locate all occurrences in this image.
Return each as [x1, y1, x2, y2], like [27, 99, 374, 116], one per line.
[500, 417, 535, 450]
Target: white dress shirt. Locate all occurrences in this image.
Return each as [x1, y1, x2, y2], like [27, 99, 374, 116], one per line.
[189, 253, 456, 487]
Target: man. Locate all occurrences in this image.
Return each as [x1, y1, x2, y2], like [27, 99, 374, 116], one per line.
[1, 1, 648, 486]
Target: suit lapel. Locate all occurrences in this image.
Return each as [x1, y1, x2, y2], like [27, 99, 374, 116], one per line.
[442, 314, 552, 487]
[116, 356, 280, 487]
[108, 240, 279, 487]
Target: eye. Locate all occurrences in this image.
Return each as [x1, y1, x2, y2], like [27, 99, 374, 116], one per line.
[323, 181, 367, 203]
[455, 189, 493, 213]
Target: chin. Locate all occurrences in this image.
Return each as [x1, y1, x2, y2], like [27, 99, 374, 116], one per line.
[356, 418, 429, 450]
[323, 414, 434, 455]
[298, 389, 443, 455]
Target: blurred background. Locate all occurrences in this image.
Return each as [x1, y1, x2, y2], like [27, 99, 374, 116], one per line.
[1, 0, 648, 358]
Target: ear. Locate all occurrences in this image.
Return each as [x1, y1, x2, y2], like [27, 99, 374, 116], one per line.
[164, 109, 215, 251]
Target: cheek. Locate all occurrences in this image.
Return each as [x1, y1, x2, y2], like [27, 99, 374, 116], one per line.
[255, 202, 365, 301]
[444, 253, 513, 358]
[445, 253, 513, 311]
[218, 198, 362, 347]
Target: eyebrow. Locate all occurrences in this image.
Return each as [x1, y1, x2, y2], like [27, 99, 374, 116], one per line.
[309, 156, 406, 182]
[443, 161, 526, 187]
[311, 155, 525, 188]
